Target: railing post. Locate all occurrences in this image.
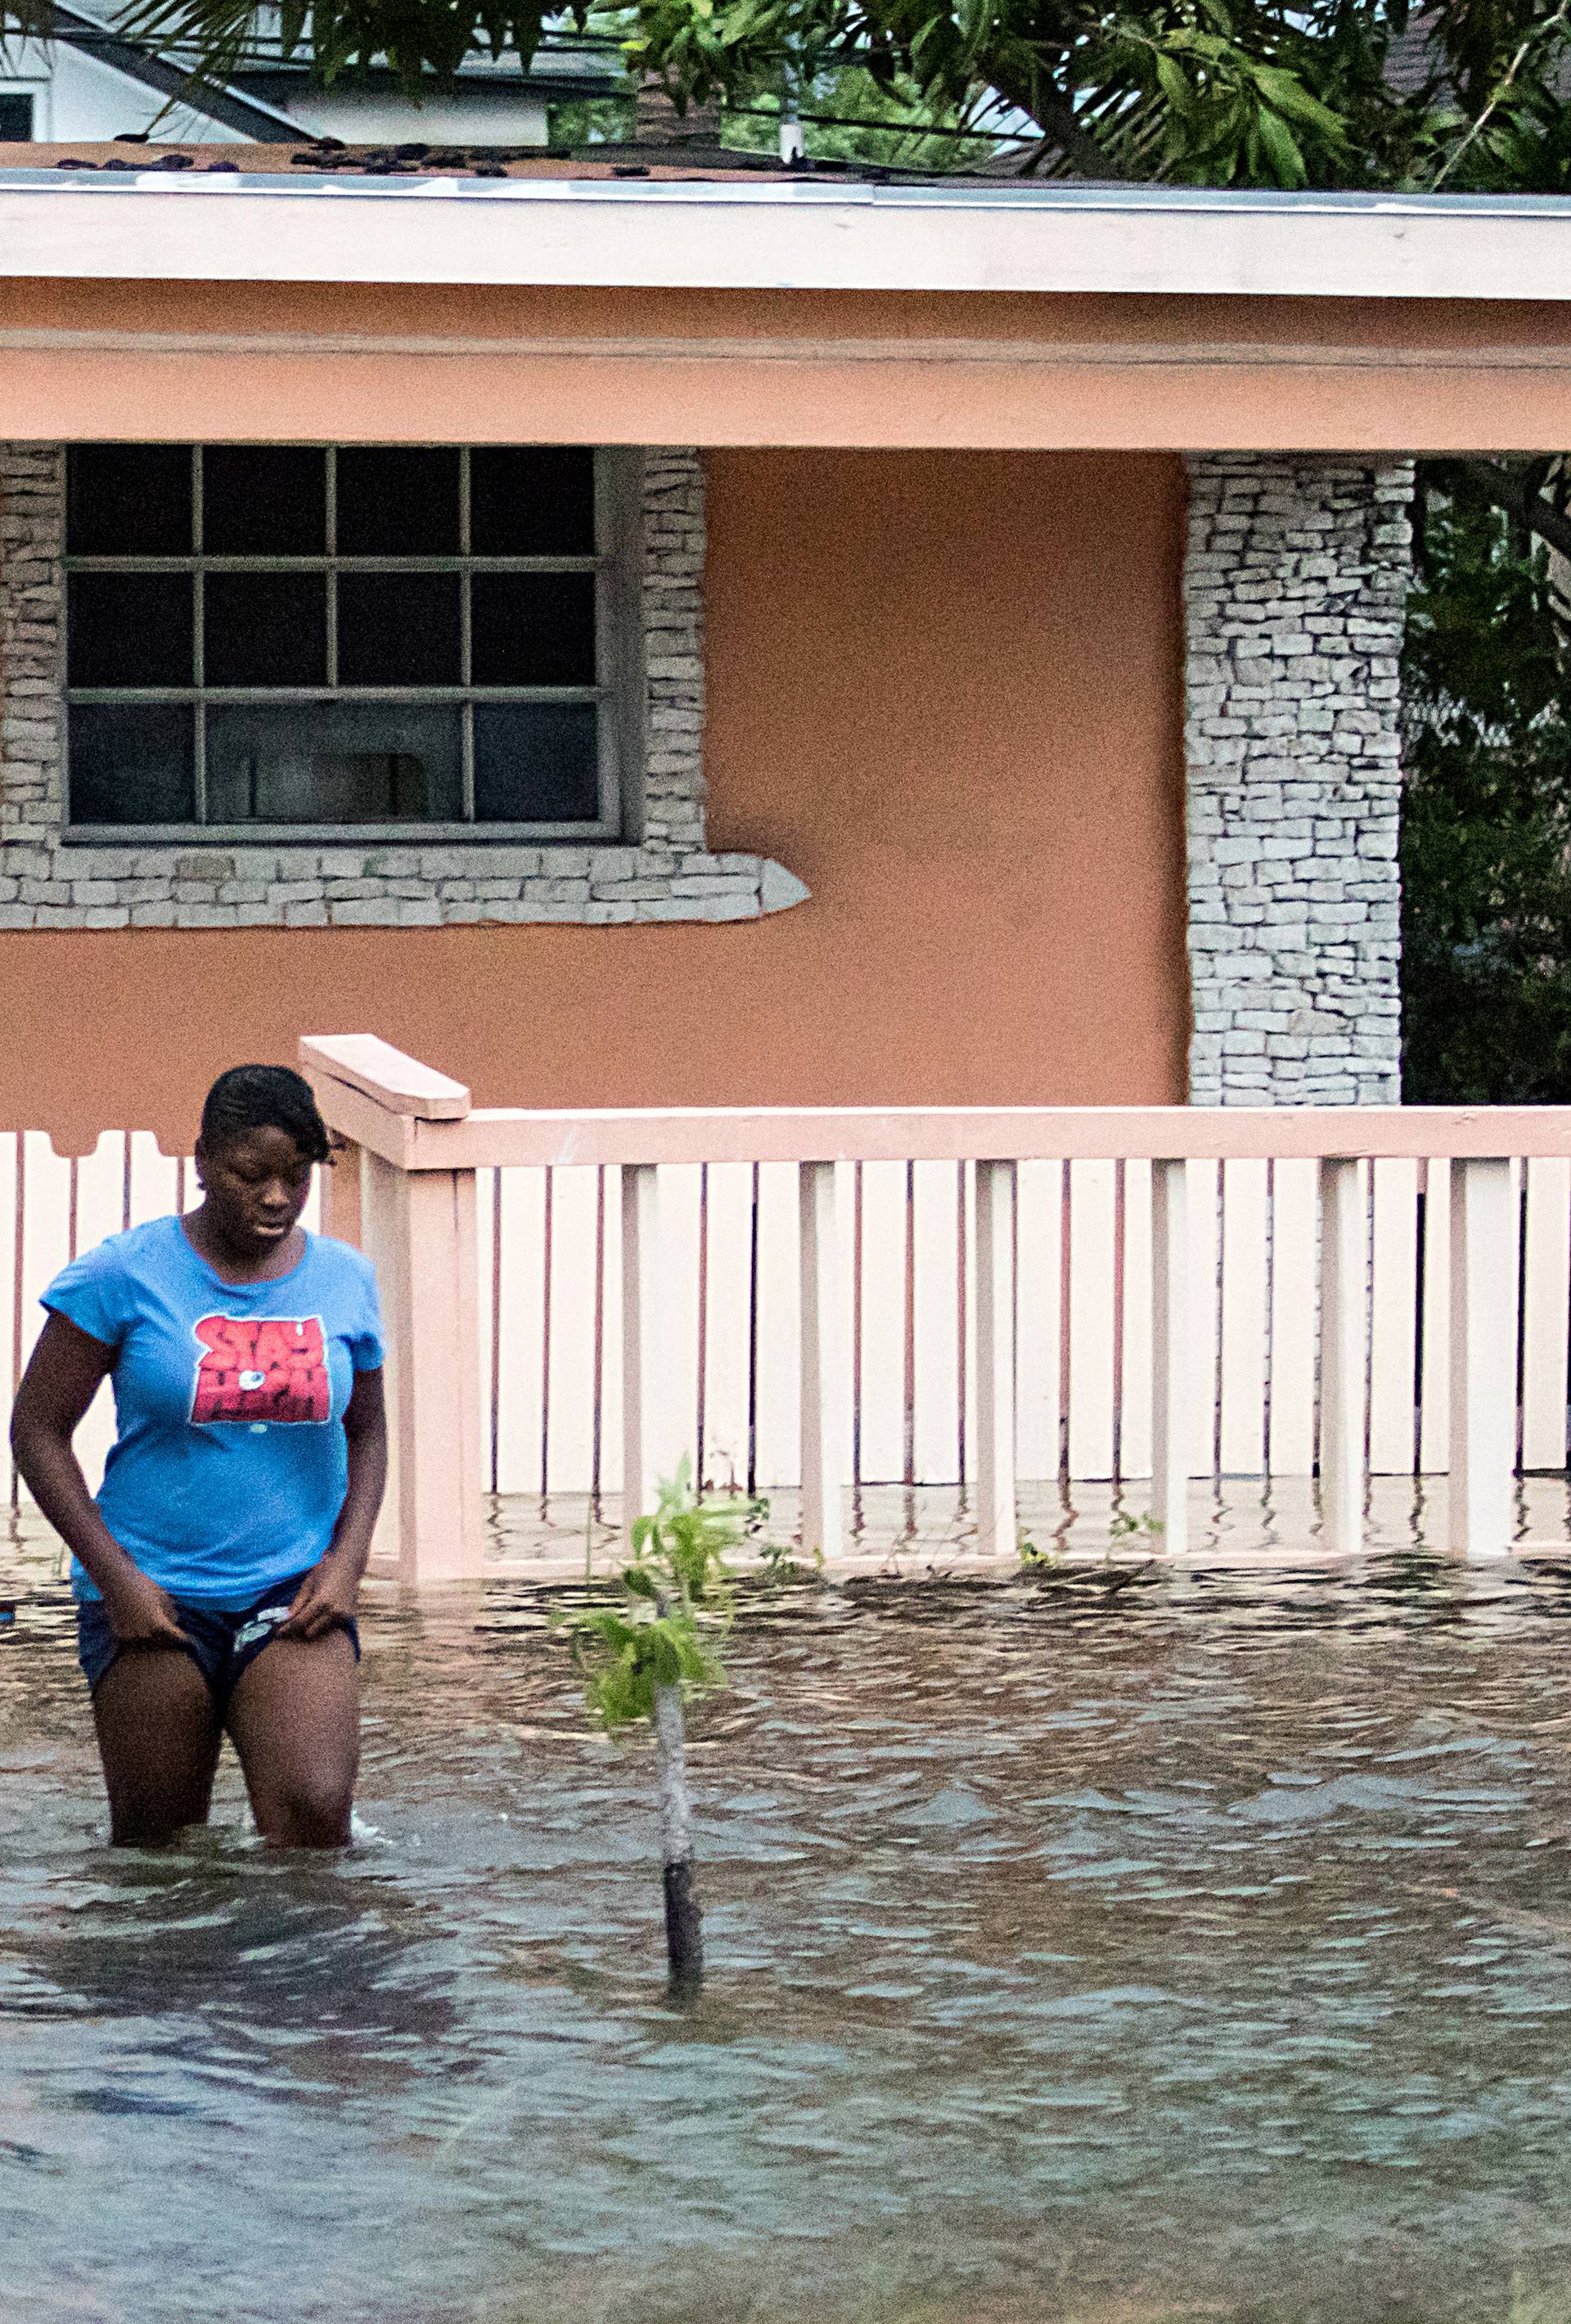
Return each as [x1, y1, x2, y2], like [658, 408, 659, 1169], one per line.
[1449, 1155, 1516, 1556]
[321, 1135, 363, 1247]
[1319, 1155, 1366, 1555]
[1150, 1157, 1188, 1554]
[974, 1158, 1016, 1558]
[622, 1162, 664, 1526]
[799, 1160, 847, 1558]
[359, 1149, 484, 1585]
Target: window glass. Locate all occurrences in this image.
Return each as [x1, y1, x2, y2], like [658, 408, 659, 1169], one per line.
[204, 447, 326, 556]
[205, 572, 328, 689]
[70, 703, 196, 825]
[0, 92, 35, 140]
[205, 703, 463, 824]
[66, 445, 192, 558]
[65, 444, 618, 833]
[336, 448, 461, 557]
[69, 572, 193, 689]
[474, 702, 599, 822]
[470, 448, 596, 557]
[471, 572, 596, 688]
[337, 571, 461, 688]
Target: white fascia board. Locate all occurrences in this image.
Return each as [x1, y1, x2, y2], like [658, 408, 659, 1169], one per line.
[5, 172, 1571, 300]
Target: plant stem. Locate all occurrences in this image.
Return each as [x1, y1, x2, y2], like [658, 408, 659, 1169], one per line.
[653, 1681, 703, 1993]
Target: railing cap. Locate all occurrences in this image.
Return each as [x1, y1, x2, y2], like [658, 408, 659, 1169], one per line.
[299, 1034, 471, 1122]
[299, 1036, 1571, 1169]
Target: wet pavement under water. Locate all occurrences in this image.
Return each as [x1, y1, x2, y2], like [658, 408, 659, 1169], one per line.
[8, 1489, 1571, 2322]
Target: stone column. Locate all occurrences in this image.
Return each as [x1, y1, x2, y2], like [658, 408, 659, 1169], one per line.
[1183, 453, 1415, 1105]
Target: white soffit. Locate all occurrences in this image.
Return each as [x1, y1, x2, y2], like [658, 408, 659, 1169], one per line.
[3, 171, 1571, 300]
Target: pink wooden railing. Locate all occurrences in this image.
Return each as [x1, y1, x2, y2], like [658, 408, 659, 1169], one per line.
[299, 1034, 1571, 1584]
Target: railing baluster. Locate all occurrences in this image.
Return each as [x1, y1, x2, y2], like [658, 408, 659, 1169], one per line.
[1269, 1157, 1318, 1477]
[974, 1158, 1016, 1558]
[1368, 1157, 1420, 1477]
[1068, 1158, 1118, 1484]
[799, 1158, 846, 1558]
[1521, 1157, 1571, 1472]
[1449, 1155, 1516, 1556]
[1419, 1158, 1452, 1477]
[1150, 1157, 1189, 1553]
[1219, 1158, 1269, 1477]
[621, 1161, 663, 1526]
[1319, 1155, 1366, 1555]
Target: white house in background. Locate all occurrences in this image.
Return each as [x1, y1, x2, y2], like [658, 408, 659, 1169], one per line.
[0, 4, 621, 144]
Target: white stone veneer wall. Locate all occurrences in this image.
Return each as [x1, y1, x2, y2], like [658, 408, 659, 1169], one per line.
[1184, 453, 1415, 1105]
[0, 443, 807, 928]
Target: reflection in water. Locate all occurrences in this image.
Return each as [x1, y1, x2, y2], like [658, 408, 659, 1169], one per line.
[8, 1517, 1571, 2322]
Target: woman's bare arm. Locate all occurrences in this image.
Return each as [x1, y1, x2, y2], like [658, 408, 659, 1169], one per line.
[10, 1314, 186, 1641]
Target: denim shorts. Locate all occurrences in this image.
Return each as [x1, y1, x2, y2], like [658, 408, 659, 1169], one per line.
[76, 1569, 360, 1710]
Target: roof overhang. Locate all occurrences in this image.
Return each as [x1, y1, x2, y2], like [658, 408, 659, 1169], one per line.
[4, 170, 1571, 451]
[6, 170, 1571, 300]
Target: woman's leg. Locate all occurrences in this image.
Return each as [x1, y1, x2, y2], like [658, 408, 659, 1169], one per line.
[92, 1647, 223, 1845]
[225, 1629, 360, 1848]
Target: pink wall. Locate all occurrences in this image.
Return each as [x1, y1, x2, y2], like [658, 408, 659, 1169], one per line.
[0, 448, 1191, 1146]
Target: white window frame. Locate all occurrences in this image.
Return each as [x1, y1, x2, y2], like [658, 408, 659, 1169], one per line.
[62, 441, 646, 846]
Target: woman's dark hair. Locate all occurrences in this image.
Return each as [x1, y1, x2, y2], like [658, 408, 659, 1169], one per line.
[199, 1064, 333, 1166]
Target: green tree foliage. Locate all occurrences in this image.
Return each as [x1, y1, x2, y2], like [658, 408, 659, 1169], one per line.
[17, 0, 1571, 193]
[1401, 461, 1571, 1103]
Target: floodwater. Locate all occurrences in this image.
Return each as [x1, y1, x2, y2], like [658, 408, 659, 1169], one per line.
[10, 1499, 1571, 2322]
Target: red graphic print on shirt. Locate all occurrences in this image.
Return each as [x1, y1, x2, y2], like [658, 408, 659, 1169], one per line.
[190, 1315, 331, 1425]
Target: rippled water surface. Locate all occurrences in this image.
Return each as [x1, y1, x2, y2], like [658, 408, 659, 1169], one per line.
[10, 1527, 1571, 2323]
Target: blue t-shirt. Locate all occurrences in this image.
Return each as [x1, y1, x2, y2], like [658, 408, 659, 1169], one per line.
[43, 1216, 385, 1608]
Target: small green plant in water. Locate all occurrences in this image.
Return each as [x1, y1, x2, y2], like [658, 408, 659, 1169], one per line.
[754, 1531, 826, 1589]
[1017, 1531, 1065, 1573]
[556, 1460, 748, 1994]
[1018, 1512, 1164, 1593]
[1101, 1506, 1165, 1598]
[1110, 1508, 1165, 1544]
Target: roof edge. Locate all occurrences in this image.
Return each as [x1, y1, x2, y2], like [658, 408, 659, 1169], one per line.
[7, 163, 1571, 303]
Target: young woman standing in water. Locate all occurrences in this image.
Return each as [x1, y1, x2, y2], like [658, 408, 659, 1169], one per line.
[10, 1064, 386, 1849]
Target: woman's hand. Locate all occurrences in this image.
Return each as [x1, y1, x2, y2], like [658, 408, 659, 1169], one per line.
[101, 1567, 187, 1650]
[279, 1553, 360, 1643]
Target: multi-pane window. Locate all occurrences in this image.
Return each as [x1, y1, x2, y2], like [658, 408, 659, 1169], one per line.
[65, 443, 632, 836]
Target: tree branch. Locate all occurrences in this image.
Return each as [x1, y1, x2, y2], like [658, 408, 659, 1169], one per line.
[1458, 458, 1571, 568]
[1433, 0, 1571, 188]
[984, 61, 1120, 177]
